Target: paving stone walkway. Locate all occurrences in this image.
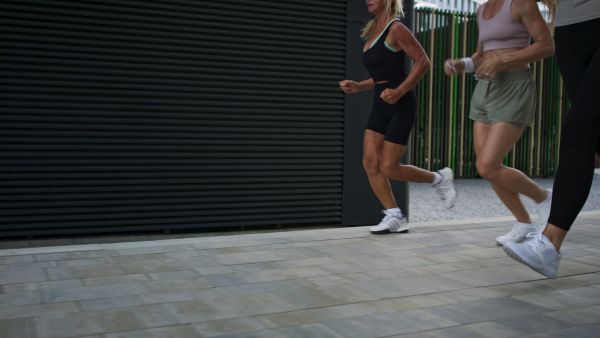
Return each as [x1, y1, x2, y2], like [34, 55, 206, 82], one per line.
[1, 212, 600, 337]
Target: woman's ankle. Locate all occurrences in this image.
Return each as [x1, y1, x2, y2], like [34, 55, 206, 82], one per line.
[542, 223, 568, 252]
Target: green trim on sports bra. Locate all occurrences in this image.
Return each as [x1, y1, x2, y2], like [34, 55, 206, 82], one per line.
[363, 19, 399, 52]
[384, 41, 399, 52]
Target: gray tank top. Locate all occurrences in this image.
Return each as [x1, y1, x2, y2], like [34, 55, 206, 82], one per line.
[478, 0, 530, 52]
[556, 0, 600, 27]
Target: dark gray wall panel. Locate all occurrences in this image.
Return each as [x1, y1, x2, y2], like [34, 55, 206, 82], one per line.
[0, 0, 347, 236]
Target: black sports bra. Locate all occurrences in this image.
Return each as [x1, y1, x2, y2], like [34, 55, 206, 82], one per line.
[362, 19, 408, 83]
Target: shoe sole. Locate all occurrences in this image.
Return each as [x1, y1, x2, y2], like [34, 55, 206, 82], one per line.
[370, 227, 409, 235]
[495, 236, 527, 246]
[503, 243, 557, 279]
[495, 239, 522, 246]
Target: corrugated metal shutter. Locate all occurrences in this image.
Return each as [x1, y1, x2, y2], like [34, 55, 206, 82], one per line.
[0, 0, 347, 236]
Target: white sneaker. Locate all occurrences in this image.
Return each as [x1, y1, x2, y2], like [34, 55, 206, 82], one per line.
[503, 232, 563, 279]
[495, 221, 539, 245]
[370, 210, 409, 234]
[433, 167, 457, 209]
[537, 189, 552, 228]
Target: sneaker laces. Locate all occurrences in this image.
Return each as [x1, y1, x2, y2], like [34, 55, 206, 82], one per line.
[378, 211, 394, 224]
[524, 232, 546, 250]
[526, 232, 562, 256]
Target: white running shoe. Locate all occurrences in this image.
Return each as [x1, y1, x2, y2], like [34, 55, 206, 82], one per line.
[495, 221, 539, 246]
[503, 232, 563, 279]
[370, 210, 409, 234]
[537, 189, 552, 228]
[433, 167, 457, 209]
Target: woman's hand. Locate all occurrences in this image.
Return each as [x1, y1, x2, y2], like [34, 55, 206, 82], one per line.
[339, 80, 360, 93]
[381, 88, 403, 104]
[444, 59, 465, 75]
[475, 57, 503, 82]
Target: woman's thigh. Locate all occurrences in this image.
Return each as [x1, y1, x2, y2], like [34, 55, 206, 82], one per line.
[473, 121, 524, 165]
[380, 141, 408, 169]
[363, 129, 386, 161]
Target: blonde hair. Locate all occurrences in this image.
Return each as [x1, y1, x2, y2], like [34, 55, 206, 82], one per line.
[538, 0, 557, 31]
[360, 0, 405, 40]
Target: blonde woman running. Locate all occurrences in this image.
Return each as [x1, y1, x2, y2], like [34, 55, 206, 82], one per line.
[341, 0, 457, 235]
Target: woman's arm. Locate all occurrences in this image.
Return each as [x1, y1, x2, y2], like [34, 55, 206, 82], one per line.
[445, 42, 484, 75]
[339, 78, 375, 93]
[381, 21, 431, 104]
[471, 42, 485, 68]
[444, 5, 484, 75]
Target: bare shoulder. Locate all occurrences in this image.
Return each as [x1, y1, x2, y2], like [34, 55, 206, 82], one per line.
[511, 0, 542, 17]
[475, 3, 485, 22]
[389, 20, 412, 37]
[389, 20, 408, 32]
[476, 3, 485, 14]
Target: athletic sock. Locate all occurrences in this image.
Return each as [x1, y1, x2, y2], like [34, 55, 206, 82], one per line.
[386, 207, 403, 219]
[431, 172, 442, 186]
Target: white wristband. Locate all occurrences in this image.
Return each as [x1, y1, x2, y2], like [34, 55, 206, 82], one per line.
[460, 57, 475, 73]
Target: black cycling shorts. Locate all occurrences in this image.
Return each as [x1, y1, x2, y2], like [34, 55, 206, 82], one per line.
[365, 80, 417, 145]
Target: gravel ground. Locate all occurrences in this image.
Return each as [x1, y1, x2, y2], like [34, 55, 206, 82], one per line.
[408, 172, 600, 223]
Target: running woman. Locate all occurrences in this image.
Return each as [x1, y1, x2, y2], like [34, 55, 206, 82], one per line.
[444, 0, 556, 245]
[504, 0, 600, 279]
[340, 0, 457, 235]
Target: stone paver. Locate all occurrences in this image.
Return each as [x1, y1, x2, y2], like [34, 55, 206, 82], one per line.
[1, 211, 599, 337]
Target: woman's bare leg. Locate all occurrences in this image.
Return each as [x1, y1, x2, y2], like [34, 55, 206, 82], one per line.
[362, 130, 397, 209]
[362, 130, 437, 209]
[379, 141, 436, 183]
[473, 122, 547, 223]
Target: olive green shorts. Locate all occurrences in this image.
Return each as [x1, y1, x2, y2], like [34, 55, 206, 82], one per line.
[469, 68, 536, 130]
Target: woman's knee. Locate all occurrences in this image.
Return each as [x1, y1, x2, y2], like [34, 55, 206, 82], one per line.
[476, 159, 499, 181]
[362, 154, 381, 175]
[380, 161, 399, 178]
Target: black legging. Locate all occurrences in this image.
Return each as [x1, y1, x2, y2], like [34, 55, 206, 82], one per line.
[548, 18, 600, 231]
